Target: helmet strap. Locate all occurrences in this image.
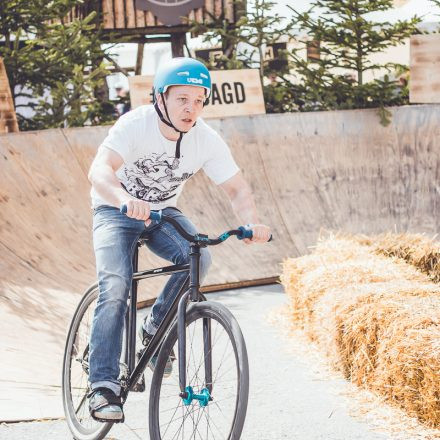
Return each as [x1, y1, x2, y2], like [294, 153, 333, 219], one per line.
[161, 92, 176, 130]
[175, 131, 184, 160]
[154, 95, 175, 130]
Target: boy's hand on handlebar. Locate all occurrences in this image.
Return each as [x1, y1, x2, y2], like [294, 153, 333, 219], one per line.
[243, 224, 271, 245]
[122, 199, 152, 226]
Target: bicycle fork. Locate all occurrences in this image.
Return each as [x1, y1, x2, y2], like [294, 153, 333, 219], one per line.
[178, 244, 213, 406]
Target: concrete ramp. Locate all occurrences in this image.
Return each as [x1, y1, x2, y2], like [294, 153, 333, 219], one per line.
[1, 105, 439, 420]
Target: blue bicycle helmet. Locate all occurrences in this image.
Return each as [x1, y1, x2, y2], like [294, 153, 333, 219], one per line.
[153, 57, 211, 98]
[153, 57, 211, 159]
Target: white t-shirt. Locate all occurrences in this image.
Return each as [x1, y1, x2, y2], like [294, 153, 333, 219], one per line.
[91, 105, 240, 210]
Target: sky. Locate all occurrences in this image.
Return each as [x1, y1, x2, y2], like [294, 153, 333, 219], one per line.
[273, 0, 438, 21]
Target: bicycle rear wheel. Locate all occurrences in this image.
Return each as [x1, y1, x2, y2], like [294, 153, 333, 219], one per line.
[62, 285, 113, 440]
[149, 300, 249, 440]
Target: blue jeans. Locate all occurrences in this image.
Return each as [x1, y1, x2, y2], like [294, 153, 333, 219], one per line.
[88, 206, 211, 395]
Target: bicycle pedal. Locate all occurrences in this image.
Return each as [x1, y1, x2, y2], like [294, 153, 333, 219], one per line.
[131, 378, 146, 393]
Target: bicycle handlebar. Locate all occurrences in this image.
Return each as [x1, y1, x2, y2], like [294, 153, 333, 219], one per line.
[120, 205, 272, 245]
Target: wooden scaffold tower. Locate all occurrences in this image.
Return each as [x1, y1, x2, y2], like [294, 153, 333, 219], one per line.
[62, 0, 244, 74]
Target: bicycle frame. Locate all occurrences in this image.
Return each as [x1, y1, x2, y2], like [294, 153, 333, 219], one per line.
[120, 240, 210, 403]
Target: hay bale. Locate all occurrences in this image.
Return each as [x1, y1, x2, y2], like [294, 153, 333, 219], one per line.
[281, 234, 440, 428]
[355, 233, 440, 282]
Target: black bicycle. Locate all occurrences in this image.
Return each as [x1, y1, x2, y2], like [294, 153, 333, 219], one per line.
[62, 209, 270, 440]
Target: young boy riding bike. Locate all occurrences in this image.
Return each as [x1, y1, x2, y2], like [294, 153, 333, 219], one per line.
[87, 57, 271, 422]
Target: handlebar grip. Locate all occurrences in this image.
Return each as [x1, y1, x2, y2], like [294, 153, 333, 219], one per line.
[238, 226, 273, 242]
[149, 211, 162, 221]
[120, 204, 162, 222]
[237, 226, 253, 240]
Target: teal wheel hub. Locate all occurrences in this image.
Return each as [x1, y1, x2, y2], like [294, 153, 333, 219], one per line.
[182, 386, 211, 407]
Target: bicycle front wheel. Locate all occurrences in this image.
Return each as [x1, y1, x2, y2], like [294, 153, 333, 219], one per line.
[61, 285, 113, 440]
[149, 300, 249, 440]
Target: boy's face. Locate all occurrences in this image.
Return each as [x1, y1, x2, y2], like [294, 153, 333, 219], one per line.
[157, 85, 206, 132]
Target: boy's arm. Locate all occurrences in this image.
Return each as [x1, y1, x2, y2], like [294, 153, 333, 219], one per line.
[219, 171, 271, 244]
[88, 146, 151, 223]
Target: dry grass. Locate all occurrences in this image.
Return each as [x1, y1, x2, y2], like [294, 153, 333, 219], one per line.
[281, 234, 440, 428]
[355, 232, 440, 282]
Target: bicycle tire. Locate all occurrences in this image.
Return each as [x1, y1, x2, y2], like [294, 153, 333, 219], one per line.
[149, 300, 249, 440]
[61, 284, 113, 440]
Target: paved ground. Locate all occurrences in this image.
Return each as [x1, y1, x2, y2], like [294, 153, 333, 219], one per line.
[1, 285, 439, 440]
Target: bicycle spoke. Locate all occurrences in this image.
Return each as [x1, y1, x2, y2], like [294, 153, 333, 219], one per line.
[74, 391, 88, 415]
[187, 321, 229, 387]
[204, 407, 224, 439]
[161, 400, 184, 438]
[165, 405, 201, 440]
[160, 402, 201, 428]
[190, 405, 205, 440]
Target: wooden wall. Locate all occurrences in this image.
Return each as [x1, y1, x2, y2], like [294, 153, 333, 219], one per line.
[410, 34, 440, 104]
[63, 0, 238, 30]
[2, 105, 440, 420]
[0, 58, 18, 134]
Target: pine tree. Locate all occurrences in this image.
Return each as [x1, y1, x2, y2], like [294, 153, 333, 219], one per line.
[189, 0, 294, 83]
[0, 0, 118, 130]
[286, 0, 421, 124]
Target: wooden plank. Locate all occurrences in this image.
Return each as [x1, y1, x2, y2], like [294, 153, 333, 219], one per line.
[102, 0, 115, 29]
[114, 0, 126, 28]
[205, 0, 215, 23]
[137, 277, 280, 309]
[135, 43, 144, 75]
[225, 0, 234, 22]
[128, 75, 153, 109]
[146, 11, 155, 26]
[135, 5, 145, 27]
[128, 69, 266, 119]
[195, 7, 203, 22]
[214, 0, 222, 18]
[125, 0, 136, 28]
[410, 34, 440, 103]
[62, 0, 241, 29]
[188, 10, 196, 22]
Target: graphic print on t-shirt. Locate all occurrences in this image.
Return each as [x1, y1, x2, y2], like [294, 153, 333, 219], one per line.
[122, 153, 194, 203]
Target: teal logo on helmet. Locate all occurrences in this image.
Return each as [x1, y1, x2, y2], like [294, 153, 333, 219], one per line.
[153, 57, 211, 98]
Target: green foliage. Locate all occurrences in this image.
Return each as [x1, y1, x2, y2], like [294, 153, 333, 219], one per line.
[286, 0, 420, 125]
[0, 0, 118, 130]
[189, 0, 294, 81]
[191, 0, 420, 125]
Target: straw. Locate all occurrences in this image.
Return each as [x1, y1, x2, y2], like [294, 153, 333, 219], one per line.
[281, 234, 440, 428]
